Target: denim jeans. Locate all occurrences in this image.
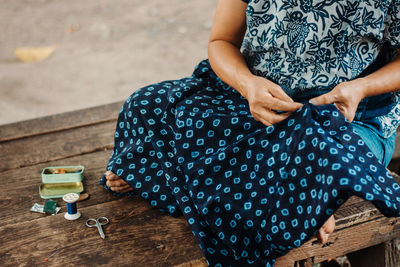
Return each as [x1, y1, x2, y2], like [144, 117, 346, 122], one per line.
[352, 121, 396, 167]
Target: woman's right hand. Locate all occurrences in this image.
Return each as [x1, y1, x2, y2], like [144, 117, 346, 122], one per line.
[208, 0, 302, 126]
[244, 75, 303, 126]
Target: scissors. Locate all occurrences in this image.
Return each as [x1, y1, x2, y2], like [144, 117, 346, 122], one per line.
[86, 217, 109, 239]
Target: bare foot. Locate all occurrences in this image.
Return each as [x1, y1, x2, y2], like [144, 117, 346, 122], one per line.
[317, 215, 335, 244]
[105, 171, 133, 193]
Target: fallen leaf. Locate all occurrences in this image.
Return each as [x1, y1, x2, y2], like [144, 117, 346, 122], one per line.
[14, 46, 57, 62]
[66, 24, 80, 33]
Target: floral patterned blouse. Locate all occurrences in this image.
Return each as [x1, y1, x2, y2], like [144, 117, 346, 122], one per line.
[241, 0, 400, 138]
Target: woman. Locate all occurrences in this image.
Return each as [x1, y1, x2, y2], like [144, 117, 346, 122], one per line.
[101, 0, 400, 265]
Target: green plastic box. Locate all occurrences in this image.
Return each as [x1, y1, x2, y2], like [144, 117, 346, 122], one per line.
[41, 166, 84, 183]
[39, 166, 85, 199]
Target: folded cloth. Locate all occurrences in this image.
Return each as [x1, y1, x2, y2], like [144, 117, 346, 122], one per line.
[100, 59, 400, 266]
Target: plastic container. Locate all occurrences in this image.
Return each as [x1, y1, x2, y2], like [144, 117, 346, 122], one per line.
[41, 166, 84, 183]
[39, 166, 85, 199]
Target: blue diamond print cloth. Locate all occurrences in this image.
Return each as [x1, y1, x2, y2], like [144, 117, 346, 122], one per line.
[100, 60, 400, 266]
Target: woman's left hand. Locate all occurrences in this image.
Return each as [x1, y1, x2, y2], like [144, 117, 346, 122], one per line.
[309, 79, 367, 122]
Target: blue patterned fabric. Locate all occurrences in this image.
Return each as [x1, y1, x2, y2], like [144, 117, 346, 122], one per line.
[100, 60, 400, 266]
[241, 0, 400, 138]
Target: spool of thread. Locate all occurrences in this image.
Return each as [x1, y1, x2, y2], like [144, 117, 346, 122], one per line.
[63, 193, 81, 220]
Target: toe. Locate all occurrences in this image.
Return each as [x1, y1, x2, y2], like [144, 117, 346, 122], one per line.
[317, 216, 336, 244]
[105, 171, 119, 181]
[119, 185, 134, 193]
[324, 215, 336, 234]
[104, 171, 131, 192]
[110, 184, 132, 192]
[317, 229, 329, 244]
[106, 179, 122, 188]
[105, 171, 112, 179]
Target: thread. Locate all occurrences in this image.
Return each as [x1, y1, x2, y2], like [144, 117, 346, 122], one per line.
[63, 193, 81, 220]
[44, 249, 59, 261]
[66, 202, 77, 214]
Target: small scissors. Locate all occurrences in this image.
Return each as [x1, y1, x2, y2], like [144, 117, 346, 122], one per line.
[86, 217, 109, 239]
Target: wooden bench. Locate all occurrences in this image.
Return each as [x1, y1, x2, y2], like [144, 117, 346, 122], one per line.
[0, 102, 399, 266]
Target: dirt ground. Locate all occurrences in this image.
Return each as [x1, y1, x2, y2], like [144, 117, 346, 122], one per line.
[0, 0, 216, 125]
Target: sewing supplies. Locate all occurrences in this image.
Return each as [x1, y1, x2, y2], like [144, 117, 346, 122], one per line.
[63, 193, 81, 220]
[42, 166, 84, 181]
[44, 249, 60, 262]
[43, 199, 58, 215]
[77, 193, 90, 202]
[39, 166, 85, 199]
[30, 202, 61, 215]
[86, 217, 109, 239]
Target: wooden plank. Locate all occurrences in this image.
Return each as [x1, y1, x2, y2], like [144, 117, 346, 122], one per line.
[174, 259, 208, 267]
[275, 216, 400, 266]
[0, 150, 116, 227]
[385, 238, 400, 267]
[0, 101, 122, 143]
[334, 196, 381, 230]
[0, 199, 204, 267]
[0, 148, 109, 189]
[0, 121, 115, 172]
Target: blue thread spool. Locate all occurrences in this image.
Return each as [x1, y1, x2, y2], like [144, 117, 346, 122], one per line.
[63, 193, 81, 220]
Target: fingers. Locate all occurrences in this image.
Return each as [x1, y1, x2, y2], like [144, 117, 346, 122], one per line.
[309, 93, 356, 122]
[105, 171, 120, 181]
[252, 107, 291, 126]
[246, 79, 302, 113]
[269, 86, 295, 103]
[266, 96, 303, 112]
[334, 103, 356, 123]
[249, 89, 302, 126]
[309, 92, 335, 106]
[268, 85, 303, 111]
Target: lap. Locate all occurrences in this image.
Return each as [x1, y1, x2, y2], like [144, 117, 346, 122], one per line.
[100, 61, 400, 265]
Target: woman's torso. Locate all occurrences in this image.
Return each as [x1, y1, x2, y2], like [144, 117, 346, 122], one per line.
[241, 0, 400, 138]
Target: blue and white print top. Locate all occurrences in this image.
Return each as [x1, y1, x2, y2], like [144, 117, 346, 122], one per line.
[241, 0, 400, 138]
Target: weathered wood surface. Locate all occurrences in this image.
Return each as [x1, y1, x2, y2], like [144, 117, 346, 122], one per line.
[0, 101, 123, 143]
[0, 121, 115, 172]
[1, 102, 400, 267]
[275, 212, 400, 266]
[0, 150, 114, 227]
[0, 199, 203, 267]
